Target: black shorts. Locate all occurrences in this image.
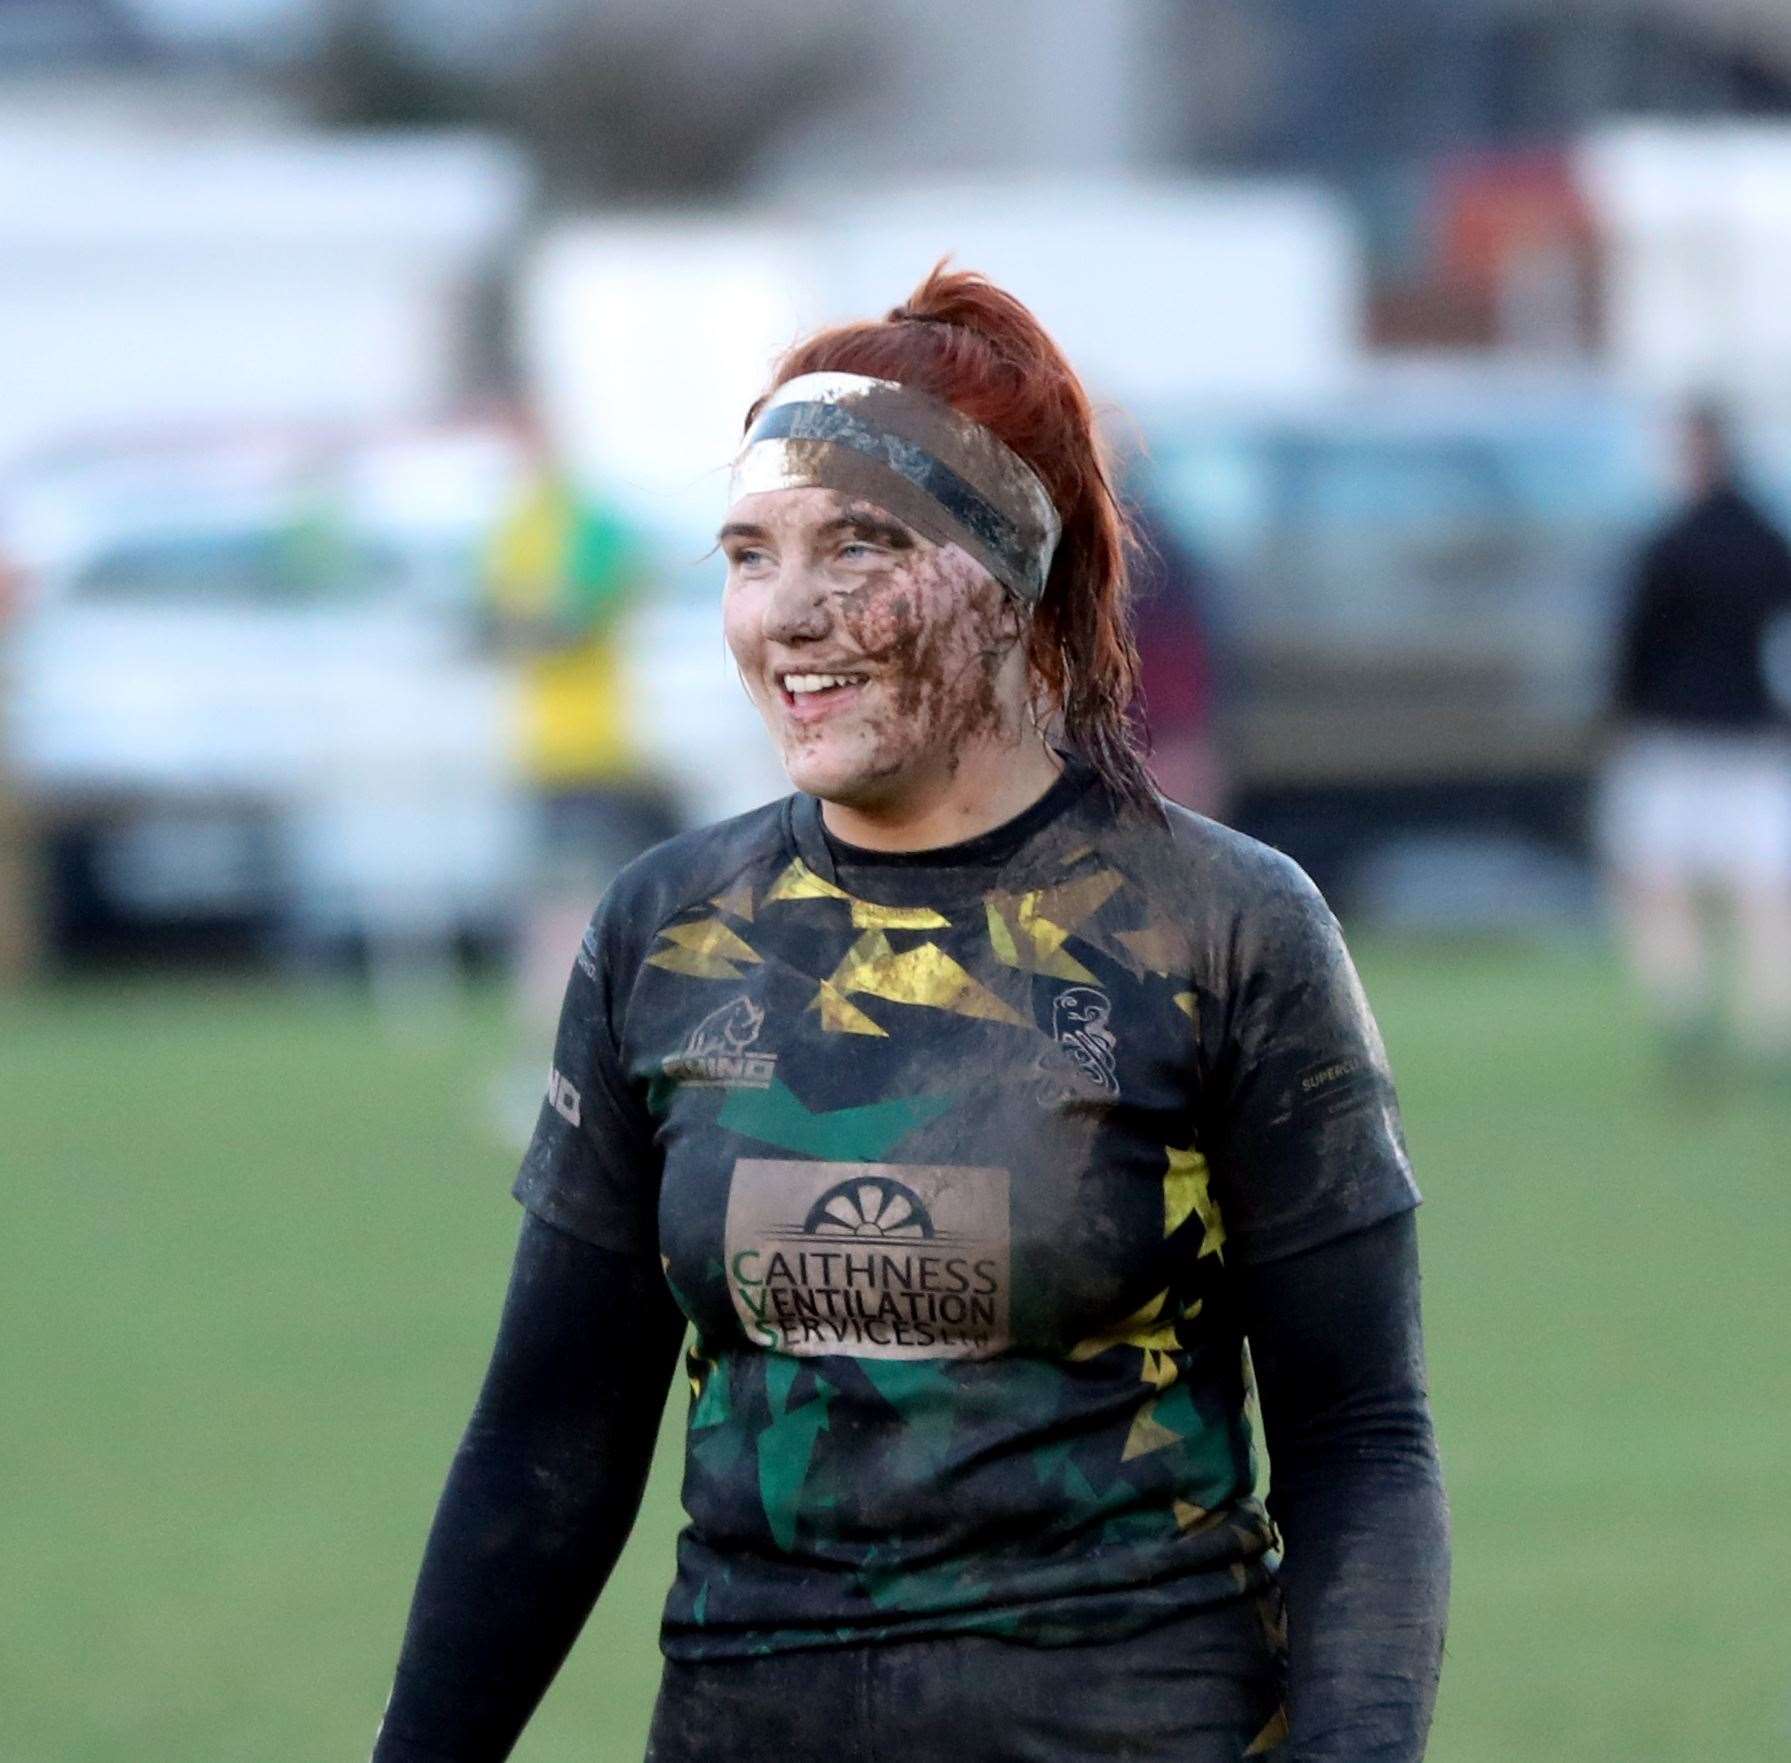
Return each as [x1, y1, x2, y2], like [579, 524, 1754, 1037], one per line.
[645, 1594, 1286, 1762]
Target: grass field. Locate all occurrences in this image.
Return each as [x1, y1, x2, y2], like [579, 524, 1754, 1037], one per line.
[4, 941, 1788, 1762]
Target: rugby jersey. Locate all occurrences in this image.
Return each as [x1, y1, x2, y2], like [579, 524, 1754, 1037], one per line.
[515, 761, 1419, 1659]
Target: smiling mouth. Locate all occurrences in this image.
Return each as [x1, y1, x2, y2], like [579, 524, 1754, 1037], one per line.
[778, 670, 869, 713]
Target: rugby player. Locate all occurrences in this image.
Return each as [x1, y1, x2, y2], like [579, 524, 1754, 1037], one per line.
[371, 266, 1449, 1762]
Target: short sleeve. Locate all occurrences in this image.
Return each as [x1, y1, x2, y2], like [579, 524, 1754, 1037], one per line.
[1203, 854, 1420, 1265]
[511, 899, 660, 1257]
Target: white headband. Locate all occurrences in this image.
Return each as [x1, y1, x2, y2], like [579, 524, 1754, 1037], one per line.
[731, 371, 1062, 605]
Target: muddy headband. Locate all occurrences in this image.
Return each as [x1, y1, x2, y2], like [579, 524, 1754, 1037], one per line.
[730, 371, 1062, 606]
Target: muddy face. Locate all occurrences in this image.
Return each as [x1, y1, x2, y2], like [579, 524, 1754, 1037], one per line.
[720, 486, 1036, 817]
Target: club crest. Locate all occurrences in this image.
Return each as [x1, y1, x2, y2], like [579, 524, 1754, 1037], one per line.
[662, 995, 778, 1089]
[1036, 984, 1119, 1103]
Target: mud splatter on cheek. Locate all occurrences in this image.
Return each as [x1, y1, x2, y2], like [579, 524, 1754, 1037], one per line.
[890, 560, 962, 724]
[910, 560, 1022, 747]
[832, 563, 938, 744]
[879, 556, 1020, 753]
[835, 571, 922, 661]
[955, 578, 1020, 743]
[793, 542, 1028, 787]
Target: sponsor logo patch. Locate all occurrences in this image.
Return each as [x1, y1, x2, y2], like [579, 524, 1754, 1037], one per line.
[726, 1159, 1011, 1359]
[662, 995, 777, 1090]
[1295, 1052, 1376, 1121]
[547, 1066, 582, 1127]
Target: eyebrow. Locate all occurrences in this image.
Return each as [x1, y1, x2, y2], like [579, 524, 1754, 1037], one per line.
[716, 512, 919, 549]
[817, 511, 916, 549]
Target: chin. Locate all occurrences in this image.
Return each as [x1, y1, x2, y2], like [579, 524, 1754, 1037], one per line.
[779, 735, 905, 807]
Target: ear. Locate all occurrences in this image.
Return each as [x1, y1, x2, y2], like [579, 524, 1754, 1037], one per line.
[1024, 640, 1066, 736]
[975, 564, 1030, 643]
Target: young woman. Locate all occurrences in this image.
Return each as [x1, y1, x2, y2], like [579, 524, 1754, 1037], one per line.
[371, 268, 1450, 1762]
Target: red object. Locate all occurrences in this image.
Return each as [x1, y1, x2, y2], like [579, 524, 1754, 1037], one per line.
[1433, 149, 1596, 286]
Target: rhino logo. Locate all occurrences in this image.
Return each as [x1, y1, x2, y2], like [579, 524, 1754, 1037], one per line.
[663, 996, 776, 1089]
[687, 995, 766, 1058]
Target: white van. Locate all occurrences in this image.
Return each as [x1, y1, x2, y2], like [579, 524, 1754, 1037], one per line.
[2, 427, 529, 958]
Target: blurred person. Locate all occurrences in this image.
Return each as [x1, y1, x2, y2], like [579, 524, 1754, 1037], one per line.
[372, 269, 1449, 1763]
[0, 553, 41, 982]
[1130, 499, 1229, 818]
[1602, 403, 1791, 1076]
[484, 423, 677, 1121]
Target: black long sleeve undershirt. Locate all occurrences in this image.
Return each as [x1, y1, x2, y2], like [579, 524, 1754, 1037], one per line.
[1240, 1209, 1451, 1762]
[371, 1214, 685, 1763]
[372, 1209, 1446, 1763]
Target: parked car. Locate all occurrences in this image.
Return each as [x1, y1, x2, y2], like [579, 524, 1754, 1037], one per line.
[1136, 366, 1663, 914]
[1, 428, 530, 961]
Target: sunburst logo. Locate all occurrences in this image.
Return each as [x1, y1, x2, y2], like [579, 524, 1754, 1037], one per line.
[802, 1177, 935, 1240]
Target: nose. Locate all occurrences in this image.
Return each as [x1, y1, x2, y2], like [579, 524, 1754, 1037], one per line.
[761, 557, 832, 646]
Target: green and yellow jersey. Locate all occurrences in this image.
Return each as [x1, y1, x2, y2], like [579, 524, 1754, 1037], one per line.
[485, 479, 641, 787]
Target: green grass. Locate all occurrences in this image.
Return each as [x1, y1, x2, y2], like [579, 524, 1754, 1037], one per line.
[3, 944, 1787, 1762]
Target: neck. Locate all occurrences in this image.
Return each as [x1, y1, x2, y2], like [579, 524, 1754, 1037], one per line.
[819, 733, 1063, 853]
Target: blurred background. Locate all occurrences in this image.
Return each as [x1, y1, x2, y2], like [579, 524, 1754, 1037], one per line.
[4, 2, 1789, 1758]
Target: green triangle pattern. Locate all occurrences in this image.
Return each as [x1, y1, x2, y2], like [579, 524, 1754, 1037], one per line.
[719, 1078, 956, 1160]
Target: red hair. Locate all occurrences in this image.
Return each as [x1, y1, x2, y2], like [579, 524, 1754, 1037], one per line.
[753, 262, 1155, 813]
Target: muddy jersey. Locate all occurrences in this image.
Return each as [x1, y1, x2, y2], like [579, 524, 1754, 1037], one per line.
[514, 763, 1419, 1660]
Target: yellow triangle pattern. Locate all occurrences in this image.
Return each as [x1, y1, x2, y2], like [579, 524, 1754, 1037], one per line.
[810, 979, 888, 1037]
[1245, 1709, 1290, 1756]
[824, 930, 1027, 1027]
[986, 867, 1124, 981]
[765, 856, 949, 929]
[661, 918, 759, 962]
[983, 896, 1095, 982]
[1172, 1498, 1218, 1534]
[1173, 991, 1197, 1021]
[1163, 1143, 1205, 1235]
[1036, 867, 1127, 933]
[765, 857, 851, 906]
[645, 917, 761, 980]
[709, 880, 756, 922]
[985, 901, 1021, 967]
[1068, 1288, 1180, 1364]
[851, 899, 951, 931]
[1122, 1396, 1183, 1462]
[683, 1324, 716, 1401]
[831, 929, 892, 994]
[646, 944, 746, 980]
[1165, 1143, 1225, 1260]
